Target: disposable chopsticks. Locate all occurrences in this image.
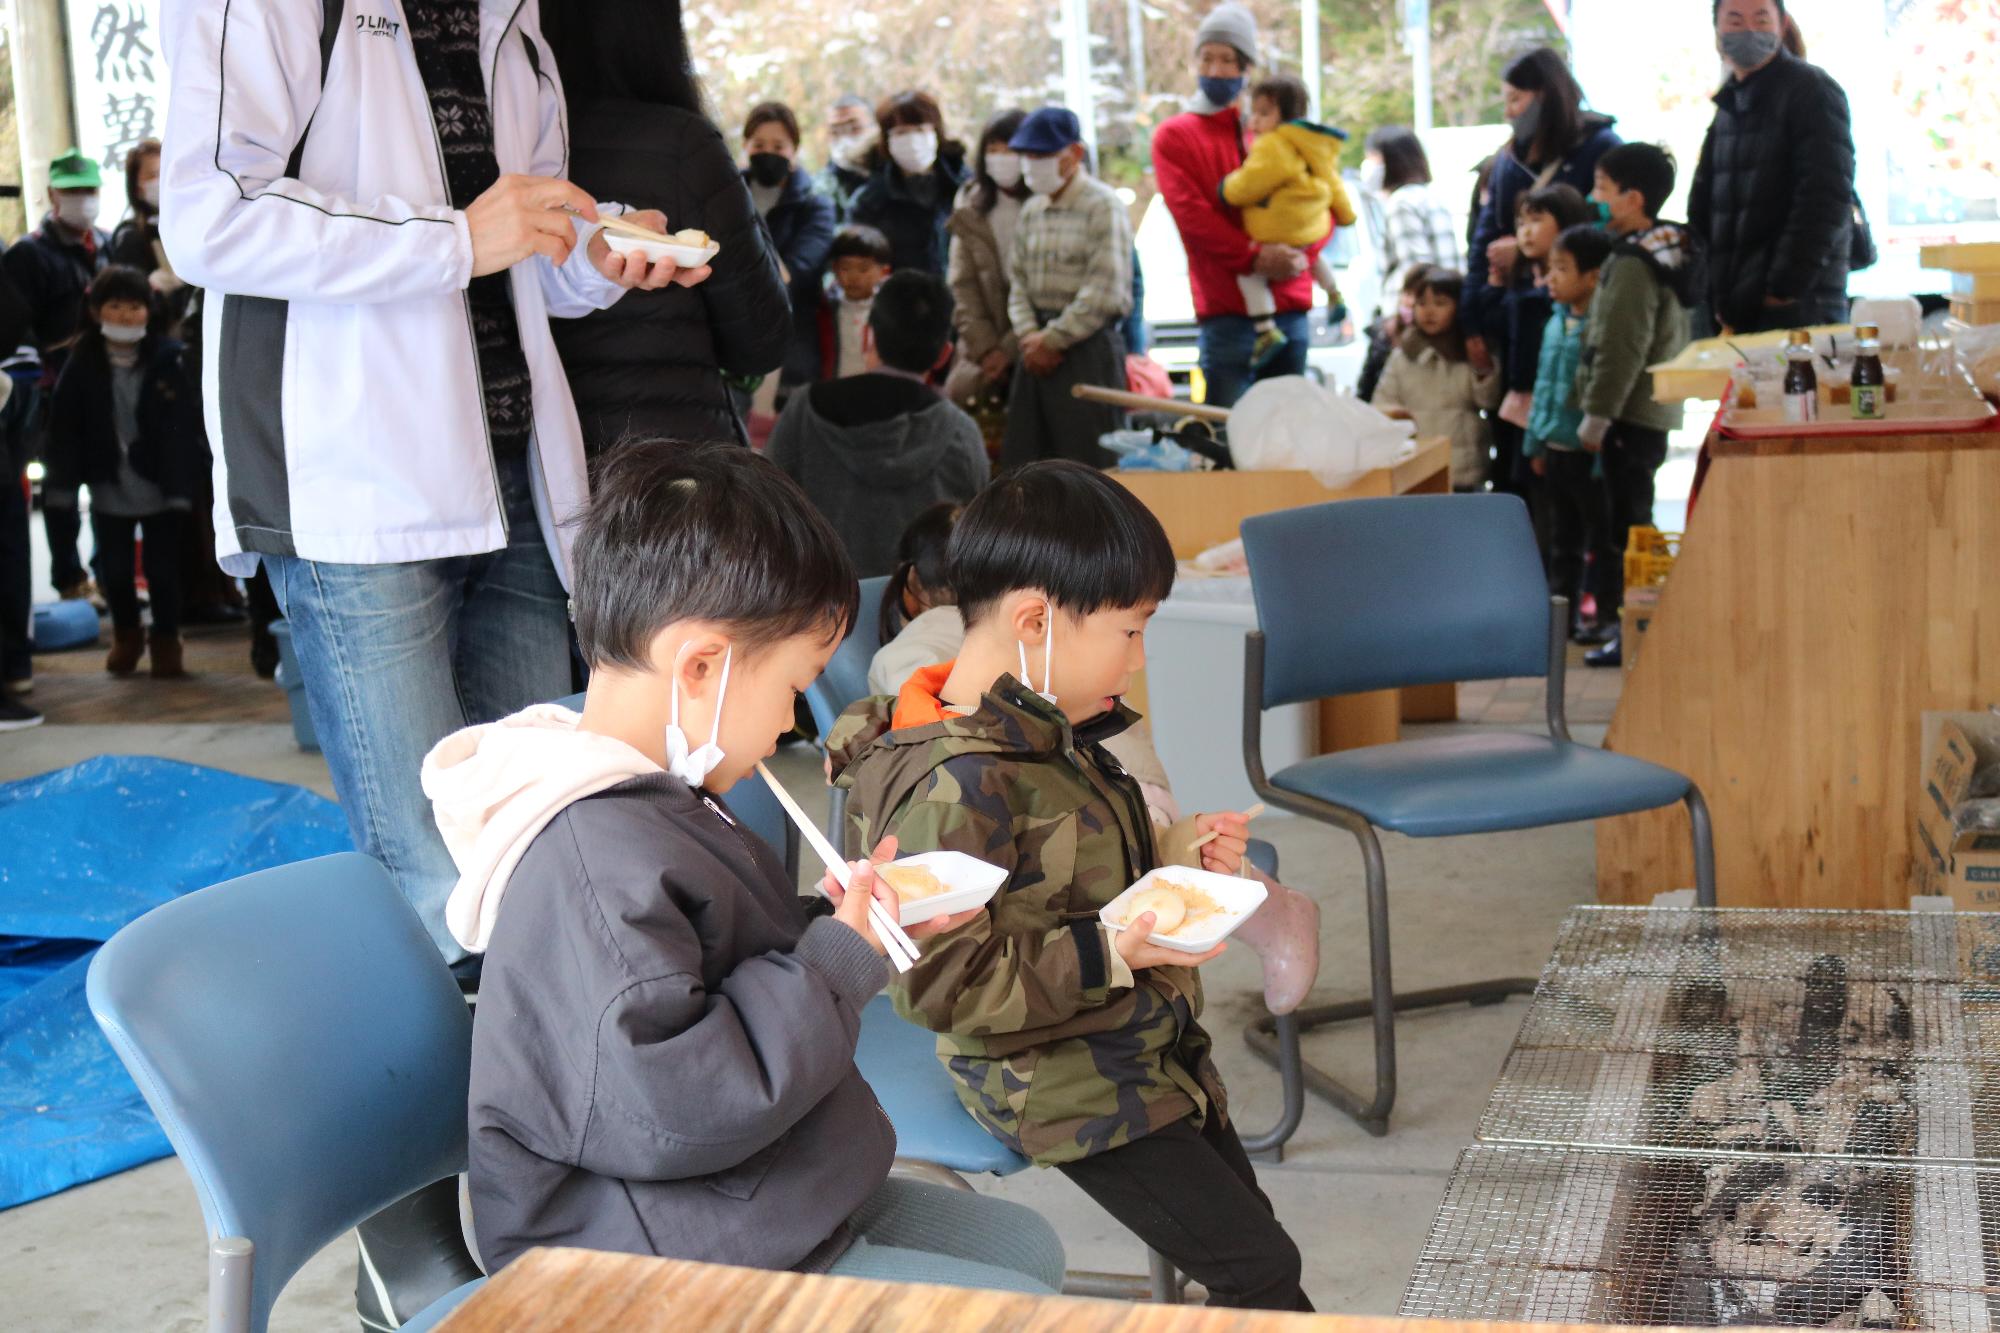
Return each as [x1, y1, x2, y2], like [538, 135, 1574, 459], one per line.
[755, 763, 919, 972]
[1190, 803, 1267, 852]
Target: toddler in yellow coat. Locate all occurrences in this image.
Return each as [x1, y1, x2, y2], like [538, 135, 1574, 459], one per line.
[1221, 74, 1356, 367]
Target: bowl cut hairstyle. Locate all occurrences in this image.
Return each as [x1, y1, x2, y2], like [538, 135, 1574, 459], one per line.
[950, 461, 1176, 627]
[571, 441, 859, 669]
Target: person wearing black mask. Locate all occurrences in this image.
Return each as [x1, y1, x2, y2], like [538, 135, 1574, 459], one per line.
[741, 102, 837, 413]
[1689, 0, 1856, 334]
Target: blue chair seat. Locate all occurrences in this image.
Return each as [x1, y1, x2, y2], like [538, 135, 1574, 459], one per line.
[856, 995, 1029, 1178]
[1269, 733, 1693, 839]
[398, 1279, 487, 1333]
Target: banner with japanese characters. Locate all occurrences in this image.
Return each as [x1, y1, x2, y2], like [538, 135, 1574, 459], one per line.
[65, 0, 166, 229]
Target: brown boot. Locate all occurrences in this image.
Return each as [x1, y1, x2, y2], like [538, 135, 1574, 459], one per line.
[149, 632, 188, 680]
[106, 627, 146, 675]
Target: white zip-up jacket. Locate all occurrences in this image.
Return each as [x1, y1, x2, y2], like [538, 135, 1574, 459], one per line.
[160, 0, 627, 580]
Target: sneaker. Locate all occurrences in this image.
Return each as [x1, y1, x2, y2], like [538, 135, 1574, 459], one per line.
[1250, 325, 1290, 371]
[0, 695, 43, 731]
[1585, 635, 1623, 669]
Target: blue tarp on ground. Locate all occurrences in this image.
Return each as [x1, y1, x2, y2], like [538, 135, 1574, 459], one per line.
[0, 757, 351, 1208]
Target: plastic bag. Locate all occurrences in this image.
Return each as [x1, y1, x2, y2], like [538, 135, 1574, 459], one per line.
[1956, 325, 2000, 400]
[1226, 375, 1416, 489]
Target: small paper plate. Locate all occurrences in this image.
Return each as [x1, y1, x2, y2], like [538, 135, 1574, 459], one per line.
[604, 231, 721, 268]
[1099, 866, 1267, 953]
[879, 850, 1007, 927]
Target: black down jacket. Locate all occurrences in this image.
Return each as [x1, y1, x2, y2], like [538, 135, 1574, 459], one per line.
[1688, 51, 1856, 335]
[554, 101, 791, 451]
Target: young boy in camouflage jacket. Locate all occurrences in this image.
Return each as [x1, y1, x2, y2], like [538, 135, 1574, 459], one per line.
[828, 461, 1312, 1311]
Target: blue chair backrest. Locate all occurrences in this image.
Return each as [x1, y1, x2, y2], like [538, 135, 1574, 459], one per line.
[805, 575, 892, 736]
[86, 853, 472, 1333]
[1241, 494, 1548, 708]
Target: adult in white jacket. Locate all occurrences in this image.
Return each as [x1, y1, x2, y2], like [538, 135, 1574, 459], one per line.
[160, 0, 705, 953]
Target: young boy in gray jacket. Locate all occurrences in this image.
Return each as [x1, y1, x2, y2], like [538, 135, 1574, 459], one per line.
[422, 442, 1060, 1290]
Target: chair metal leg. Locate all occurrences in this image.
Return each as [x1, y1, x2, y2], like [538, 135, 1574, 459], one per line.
[889, 1158, 977, 1193]
[209, 1236, 254, 1333]
[1148, 1249, 1182, 1304]
[1685, 785, 1717, 908]
[827, 783, 848, 858]
[1237, 1011, 1305, 1162]
[1239, 813, 1537, 1140]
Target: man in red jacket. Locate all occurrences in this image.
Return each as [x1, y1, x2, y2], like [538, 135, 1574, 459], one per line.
[1152, 3, 1320, 407]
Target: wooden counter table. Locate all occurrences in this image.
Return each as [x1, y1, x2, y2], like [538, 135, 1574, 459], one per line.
[1112, 439, 1456, 753]
[436, 1245, 1725, 1333]
[1595, 421, 2000, 908]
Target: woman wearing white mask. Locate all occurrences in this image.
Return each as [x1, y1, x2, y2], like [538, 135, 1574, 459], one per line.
[850, 91, 970, 277]
[943, 109, 1030, 411]
[110, 141, 188, 313]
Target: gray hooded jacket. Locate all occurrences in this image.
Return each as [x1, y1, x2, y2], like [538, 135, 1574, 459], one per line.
[765, 373, 988, 577]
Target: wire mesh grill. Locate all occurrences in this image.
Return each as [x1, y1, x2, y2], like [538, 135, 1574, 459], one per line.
[1540, 908, 2000, 988]
[1482, 908, 2000, 1161]
[1401, 1145, 2000, 1328]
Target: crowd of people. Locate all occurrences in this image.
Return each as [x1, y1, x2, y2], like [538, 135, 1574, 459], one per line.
[0, 0, 1860, 1323]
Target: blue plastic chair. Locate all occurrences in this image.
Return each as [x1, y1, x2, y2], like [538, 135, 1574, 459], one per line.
[805, 575, 893, 847]
[85, 854, 482, 1333]
[1239, 495, 1715, 1139]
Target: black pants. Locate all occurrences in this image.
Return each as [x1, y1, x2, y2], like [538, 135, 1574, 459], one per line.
[1542, 450, 1618, 626]
[92, 508, 186, 635]
[1598, 422, 1670, 619]
[45, 498, 87, 593]
[1057, 1112, 1311, 1311]
[1, 470, 29, 682]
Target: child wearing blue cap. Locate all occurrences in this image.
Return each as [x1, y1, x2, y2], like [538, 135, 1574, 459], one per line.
[1001, 106, 1133, 470]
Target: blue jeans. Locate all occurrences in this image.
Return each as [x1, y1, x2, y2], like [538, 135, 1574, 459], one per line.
[1198, 311, 1310, 409]
[265, 454, 571, 962]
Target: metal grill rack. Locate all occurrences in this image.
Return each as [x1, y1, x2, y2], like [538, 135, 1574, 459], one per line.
[1401, 1145, 2000, 1329]
[1403, 907, 2000, 1328]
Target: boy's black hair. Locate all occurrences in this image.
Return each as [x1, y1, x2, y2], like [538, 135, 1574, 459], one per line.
[950, 461, 1175, 627]
[829, 224, 893, 267]
[1249, 74, 1309, 124]
[880, 501, 961, 643]
[88, 264, 154, 314]
[1516, 183, 1593, 231]
[868, 269, 954, 375]
[571, 441, 859, 668]
[1553, 224, 1616, 274]
[1595, 142, 1676, 221]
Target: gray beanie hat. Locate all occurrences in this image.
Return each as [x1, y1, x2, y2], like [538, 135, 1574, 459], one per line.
[1195, 2, 1260, 66]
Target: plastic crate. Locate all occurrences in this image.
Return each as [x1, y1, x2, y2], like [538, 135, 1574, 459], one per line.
[1622, 526, 1681, 590]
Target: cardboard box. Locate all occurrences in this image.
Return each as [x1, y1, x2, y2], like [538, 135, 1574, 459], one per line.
[1914, 713, 2000, 909]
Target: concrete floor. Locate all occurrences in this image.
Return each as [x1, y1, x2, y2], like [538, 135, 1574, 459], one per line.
[0, 623, 1608, 1331]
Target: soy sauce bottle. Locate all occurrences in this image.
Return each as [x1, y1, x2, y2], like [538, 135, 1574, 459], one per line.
[1850, 324, 1886, 421]
[1783, 330, 1819, 423]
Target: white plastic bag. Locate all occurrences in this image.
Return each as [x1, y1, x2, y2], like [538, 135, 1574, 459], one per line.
[1226, 375, 1416, 489]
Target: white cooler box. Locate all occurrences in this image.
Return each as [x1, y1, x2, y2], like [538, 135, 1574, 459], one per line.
[1144, 577, 1314, 814]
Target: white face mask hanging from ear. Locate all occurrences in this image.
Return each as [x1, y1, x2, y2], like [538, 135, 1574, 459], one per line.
[665, 644, 733, 787]
[1017, 605, 1059, 706]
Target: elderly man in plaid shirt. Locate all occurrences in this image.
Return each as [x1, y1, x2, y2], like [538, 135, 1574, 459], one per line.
[1003, 106, 1133, 469]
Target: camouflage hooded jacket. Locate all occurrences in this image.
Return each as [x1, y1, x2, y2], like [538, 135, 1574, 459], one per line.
[827, 674, 1225, 1166]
